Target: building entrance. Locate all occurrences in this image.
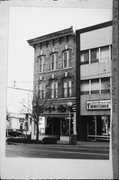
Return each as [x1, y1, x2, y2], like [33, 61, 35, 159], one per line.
[45, 118, 60, 137]
[45, 116, 74, 139]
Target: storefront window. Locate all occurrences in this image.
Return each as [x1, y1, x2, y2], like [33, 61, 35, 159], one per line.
[100, 116, 110, 136]
[87, 116, 110, 141]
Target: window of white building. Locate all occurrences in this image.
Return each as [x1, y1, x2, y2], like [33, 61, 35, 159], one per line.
[81, 50, 89, 64]
[81, 80, 89, 94]
[101, 77, 110, 93]
[80, 45, 111, 64]
[90, 48, 99, 63]
[100, 46, 110, 62]
[81, 78, 110, 95]
[91, 79, 99, 94]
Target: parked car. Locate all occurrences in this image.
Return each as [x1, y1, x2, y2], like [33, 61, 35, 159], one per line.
[42, 136, 58, 144]
[7, 129, 22, 137]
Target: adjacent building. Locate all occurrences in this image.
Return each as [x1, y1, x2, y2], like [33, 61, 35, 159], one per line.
[6, 113, 32, 135]
[27, 27, 76, 141]
[76, 21, 112, 141]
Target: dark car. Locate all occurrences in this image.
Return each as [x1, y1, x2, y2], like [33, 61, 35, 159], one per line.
[7, 129, 22, 137]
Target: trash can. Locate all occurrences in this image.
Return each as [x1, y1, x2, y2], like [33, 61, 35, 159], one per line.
[69, 134, 77, 145]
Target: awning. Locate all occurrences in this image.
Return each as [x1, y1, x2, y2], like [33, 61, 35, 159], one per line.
[41, 113, 71, 118]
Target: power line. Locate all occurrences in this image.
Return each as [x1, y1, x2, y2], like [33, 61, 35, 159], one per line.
[7, 86, 33, 92]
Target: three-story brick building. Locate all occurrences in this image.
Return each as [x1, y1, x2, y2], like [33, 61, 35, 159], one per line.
[27, 27, 76, 141]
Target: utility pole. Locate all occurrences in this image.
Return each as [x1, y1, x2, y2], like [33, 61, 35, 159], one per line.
[112, 0, 119, 179]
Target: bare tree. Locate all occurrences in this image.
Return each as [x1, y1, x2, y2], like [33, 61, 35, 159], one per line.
[19, 81, 54, 141]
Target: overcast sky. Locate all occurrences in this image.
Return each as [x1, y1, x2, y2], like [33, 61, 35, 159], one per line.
[7, 4, 112, 113]
[8, 5, 112, 89]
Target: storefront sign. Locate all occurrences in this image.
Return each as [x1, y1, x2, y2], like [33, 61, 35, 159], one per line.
[87, 100, 111, 110]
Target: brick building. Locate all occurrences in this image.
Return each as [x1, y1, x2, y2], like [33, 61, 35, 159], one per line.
[76, 21, 112, 141]
[27, 27, 76, 141]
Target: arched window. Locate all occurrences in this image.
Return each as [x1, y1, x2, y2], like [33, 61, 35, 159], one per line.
[38, 55, 46, 72]
[62, 49, 72, 69]
[50, 52, 58, 71]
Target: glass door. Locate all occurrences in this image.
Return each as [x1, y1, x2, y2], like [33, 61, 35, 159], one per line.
[87, 116, 97, 141]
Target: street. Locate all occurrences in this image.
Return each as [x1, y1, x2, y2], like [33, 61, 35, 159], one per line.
[6, 141, 109, 159]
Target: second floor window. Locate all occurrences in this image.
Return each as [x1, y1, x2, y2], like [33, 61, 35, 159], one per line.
[101, 77, 110, 93]
[63, 49, 72, 69]
[63, 80, 72, 98]
[38, 83, 45, 99]
[91, 79, 99, 94]
[80, 77, 110, 95]
[51, 81, 58, 99]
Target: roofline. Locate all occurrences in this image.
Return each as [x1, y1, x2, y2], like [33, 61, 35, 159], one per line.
[76, 21, 112, 34]
[27, 26, 74, 47]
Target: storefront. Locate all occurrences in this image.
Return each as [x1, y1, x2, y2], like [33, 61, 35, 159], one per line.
[79, 100, 111, 141]
[81, 115, 110, 141]
[44, 112, 76, 141]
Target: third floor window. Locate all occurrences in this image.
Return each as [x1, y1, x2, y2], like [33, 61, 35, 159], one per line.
[50, 53, 58, 71]
[80, 45, 112, 65]
[63, 49, 72, 69]
[38, 55, 46, 73]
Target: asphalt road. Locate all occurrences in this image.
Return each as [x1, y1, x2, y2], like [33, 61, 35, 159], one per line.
[6, 142, 109, 159]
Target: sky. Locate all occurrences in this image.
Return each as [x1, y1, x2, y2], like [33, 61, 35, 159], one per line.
[7, 3, 112, 114]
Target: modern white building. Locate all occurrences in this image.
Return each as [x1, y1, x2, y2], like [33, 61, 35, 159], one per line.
[76, 21, 112, 141]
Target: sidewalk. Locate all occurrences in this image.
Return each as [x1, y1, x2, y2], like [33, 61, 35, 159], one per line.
[57, 140, 109, 148]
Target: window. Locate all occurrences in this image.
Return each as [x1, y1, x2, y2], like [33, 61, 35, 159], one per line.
[90, 48, 99, 63]
[100, 46, 109, 62]
[101, 77, 110, 93]
[81, 78, 110, 95]
[81, 50, 89, 64]
[38, 82, 45, 99]
[63, 80, 72, 97]
[63, 49, 72, 68]
[63, 82, 67, 97]
[91, 79, 99, 94]
[51, 81, 58, 98]
[38, 55, 46, 72]
[50, 53, 58, 71]
[68, 80, 72, 97]
[81, 80, 89, 94]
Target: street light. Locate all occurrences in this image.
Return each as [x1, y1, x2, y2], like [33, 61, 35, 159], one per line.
[67, 102, 72, 136]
